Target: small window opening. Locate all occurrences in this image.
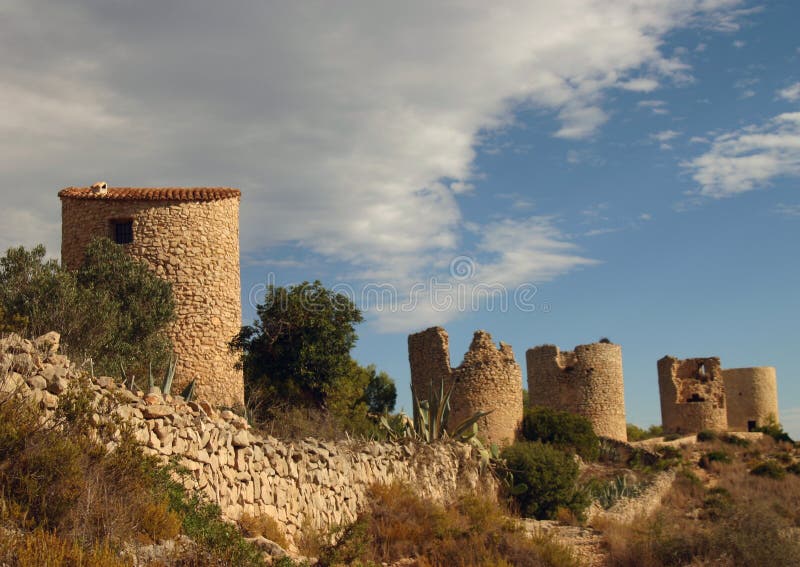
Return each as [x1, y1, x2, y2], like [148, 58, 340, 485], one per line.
[112, 220, 133, 245]
[687, 393, 705, 403]
[747, 420, 757, 432]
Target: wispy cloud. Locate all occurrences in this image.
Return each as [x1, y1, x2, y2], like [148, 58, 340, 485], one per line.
[778, 82, 800, 102]
[683, 112, 800, 197]
[637, 99, 669, 115]
[651, 130, 681, 143]
[774, 203, 800, 217]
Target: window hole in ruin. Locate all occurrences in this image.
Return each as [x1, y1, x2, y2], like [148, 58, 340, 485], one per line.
[687, 393, 706, 403]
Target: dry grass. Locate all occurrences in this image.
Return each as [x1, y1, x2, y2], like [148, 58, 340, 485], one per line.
[0, 374, 269, 566]
[316, 483, 580, 567]
[240, 513, 290, 549]
[601, 436, 800, 567]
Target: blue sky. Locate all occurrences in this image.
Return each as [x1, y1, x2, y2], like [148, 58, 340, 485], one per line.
[2, 1, 798, 435]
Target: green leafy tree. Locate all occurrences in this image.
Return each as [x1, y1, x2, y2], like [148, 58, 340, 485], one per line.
[362, 365, 397, 415]
[231, 280, 365, 408]
[0, 239, 175, 374]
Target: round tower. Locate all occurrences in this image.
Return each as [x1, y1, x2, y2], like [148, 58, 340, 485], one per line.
[526, 342, 627, 442]
[657, 356, 727, 434]
[408, 327, 523, 445]
[59, 186, 243, 407]
[722, 367, 779, 431]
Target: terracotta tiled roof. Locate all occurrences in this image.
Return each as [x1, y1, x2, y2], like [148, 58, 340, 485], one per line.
[58, 187, 241, 201]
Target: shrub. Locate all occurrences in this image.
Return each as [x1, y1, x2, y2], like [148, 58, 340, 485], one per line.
[756, 421, 794, 443]
[786, 462, 800, 476]
[0, 240, 175, 375]
[722, 433, 751, 447]
[501, 441, 588, 520]
[626, 423, 663, 441]
[751, 460, 786, 479]
[521, 407, 600, 461]
[696, 429, 718, 442]
[699, 450, 731, 470]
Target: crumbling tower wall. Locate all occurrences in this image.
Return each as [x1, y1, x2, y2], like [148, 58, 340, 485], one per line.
[59, 186, 243, 407]
[657, 356, 727, 434]
[722, 367, 779, 431]
[526, 342, 627, 441]
[408, 327, 522, 445]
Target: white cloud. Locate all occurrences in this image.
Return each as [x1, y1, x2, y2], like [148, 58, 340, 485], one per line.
[651, 130, 682, 143]
[684, 112, 800, 197]
[778, 82, 800, 102]
[0, 0, 749, 330]
[619, 78, 660, 92]
[733, 39, 746, 48]
[637, 99, 669, 115]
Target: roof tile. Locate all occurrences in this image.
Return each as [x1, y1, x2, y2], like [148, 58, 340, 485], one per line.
[58, 187, 241, 202]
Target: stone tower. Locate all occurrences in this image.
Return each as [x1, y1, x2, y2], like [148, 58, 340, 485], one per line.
[657, 356, 727, 434]
[526, 342, 627, 442]
[59, 186, 243, 407]
[722, 367, 779, 431]
[408, 327, 523, 445]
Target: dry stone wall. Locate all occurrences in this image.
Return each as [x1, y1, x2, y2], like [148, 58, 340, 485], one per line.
[408, 327, 523, 446]
[658, 356, 727, 434]
[0, 332, 494, 548]
[59, 187, 243, 407]
[722, 367, 779, 431]
[526, 342, 627, 441]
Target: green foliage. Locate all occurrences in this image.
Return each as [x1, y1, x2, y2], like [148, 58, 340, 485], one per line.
[0, 377, 266, 565]
[500, 441, 588, 520]
[696, 429, 719, 442]
[721, 433, 752, 447]
[586, 474, 646, 509]
[388, 378, 490, 443]
[755, 418, 794, 443]
[232, 280, 364, 408]
[362, 365, 396, 415]
[751, 460, 786, 479]
[786, 462, 800, 476]
[521, 407, 600, 461]
[626, 423, 663, 441]
[0, 240, 175, 375]
[699, 450, 731, 470]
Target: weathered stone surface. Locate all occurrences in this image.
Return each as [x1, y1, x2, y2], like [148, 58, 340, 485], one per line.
[25, 374, 48, 391]
[527, 341, 627, 441]
[34, 332, 60, 355]
[60, 188, 243, 408]
[408, 327, 523, 446]
[142, 405, 174, 419]
[658, 356, 727, 434]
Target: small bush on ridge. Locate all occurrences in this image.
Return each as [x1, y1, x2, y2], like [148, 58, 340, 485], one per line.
[521, 407, 600, 461]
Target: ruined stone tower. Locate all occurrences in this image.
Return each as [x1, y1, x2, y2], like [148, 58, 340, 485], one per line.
[408, 327, 523, 445]
[59, 186, 243, 407]
[657, 356, 727, 434]
[722, 367, 779, 432]
[526, 342, 627, 441]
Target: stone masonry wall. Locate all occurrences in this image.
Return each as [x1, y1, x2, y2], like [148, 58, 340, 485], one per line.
[0, 333, 495, 548]
[408, 327, 523, 446]
[526, 342, 627, 442]
[722, 367, 779, 431]
[658, 356, 727, 434]
[60, 189, 243, 407]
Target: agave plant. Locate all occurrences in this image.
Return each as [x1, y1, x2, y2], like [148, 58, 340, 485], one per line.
[381, 378, 491, 443]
